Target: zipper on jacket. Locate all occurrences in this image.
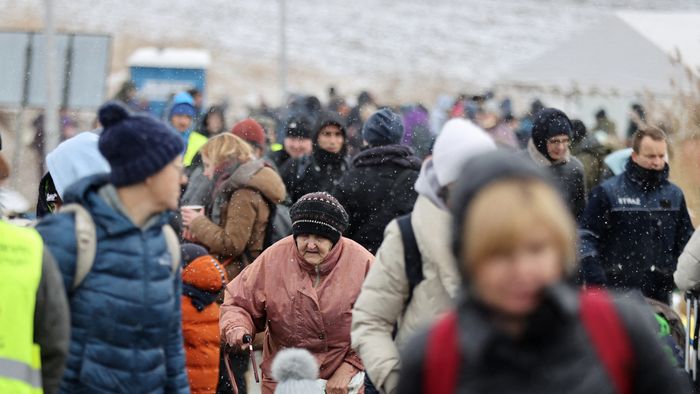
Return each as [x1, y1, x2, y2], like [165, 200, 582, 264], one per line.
[314, 265, 321, 288]
[137, 232, 148, 383]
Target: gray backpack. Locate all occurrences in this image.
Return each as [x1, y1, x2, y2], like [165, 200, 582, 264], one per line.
[60, 203, 181, 291]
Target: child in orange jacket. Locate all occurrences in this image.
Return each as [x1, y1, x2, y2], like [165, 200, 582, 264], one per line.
[181, 245, 227, 394]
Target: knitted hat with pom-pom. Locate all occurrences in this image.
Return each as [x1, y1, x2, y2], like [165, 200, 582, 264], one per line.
[271, 348, 323, 394]
[98, 101, 184, 187]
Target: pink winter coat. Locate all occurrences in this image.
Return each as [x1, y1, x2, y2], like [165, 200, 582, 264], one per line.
[220, 236, 373, 392]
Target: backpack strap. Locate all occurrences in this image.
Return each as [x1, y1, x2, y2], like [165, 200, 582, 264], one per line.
[59, 203, 97, 291]
[397, 213, 424, 307]
[579, 290, 634, 394]
[162, 224, 181, 275]
[424, 311, 460, 394]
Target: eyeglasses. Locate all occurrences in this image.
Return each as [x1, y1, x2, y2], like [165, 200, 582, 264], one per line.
[547, 137, 571, 146]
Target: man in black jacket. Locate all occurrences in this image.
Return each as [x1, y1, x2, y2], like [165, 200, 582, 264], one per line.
[335, 109, 422, 254]
[281, 111, 351, 203]
[525, 108, 586, 221]
[580, 126, 693, 303]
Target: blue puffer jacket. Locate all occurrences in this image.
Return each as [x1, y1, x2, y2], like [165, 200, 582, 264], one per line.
[580, 159, 693, 300]
[36, 175, 190, 394]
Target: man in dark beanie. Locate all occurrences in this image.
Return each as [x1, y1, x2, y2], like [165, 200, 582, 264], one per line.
[525, 107, 586, 220]
[36, 101, 190, 393]
[335, 108, 422, 254]
[281, 111, 351, 203]
[269, 116, 314, 169]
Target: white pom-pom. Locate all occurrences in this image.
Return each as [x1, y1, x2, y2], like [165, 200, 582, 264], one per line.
[271, 348, 319, 382]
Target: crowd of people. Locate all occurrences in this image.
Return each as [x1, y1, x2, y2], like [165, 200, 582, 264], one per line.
[1, 84, 699, 394]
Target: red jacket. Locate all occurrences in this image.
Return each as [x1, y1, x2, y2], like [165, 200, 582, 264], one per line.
[182, 256, 227, 394]
[220, 236, 373, 392]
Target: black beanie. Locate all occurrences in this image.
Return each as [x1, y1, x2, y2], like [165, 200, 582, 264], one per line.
[450, 151, 554, 279]
[98, 102, 184, 187]
[285, 116, 314, 139]
[290, 192, 349, 245]
[531, 108, 573, 160]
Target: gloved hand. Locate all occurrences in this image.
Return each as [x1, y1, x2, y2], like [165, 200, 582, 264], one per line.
[225, 327, 250, 351]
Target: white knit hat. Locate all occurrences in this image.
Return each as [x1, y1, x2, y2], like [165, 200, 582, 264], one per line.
[432, 118, 497, 187]
[272, 348, 323, 394]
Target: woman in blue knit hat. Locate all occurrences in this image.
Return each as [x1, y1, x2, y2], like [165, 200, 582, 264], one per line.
[36, 101, 191, 393]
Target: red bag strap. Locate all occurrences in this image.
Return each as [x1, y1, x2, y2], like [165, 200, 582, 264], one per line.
[579, 290, 634, 394]
[424, 311, 460, 394]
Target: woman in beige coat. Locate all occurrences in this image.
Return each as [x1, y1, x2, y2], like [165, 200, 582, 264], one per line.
[351, 119, 497, 393]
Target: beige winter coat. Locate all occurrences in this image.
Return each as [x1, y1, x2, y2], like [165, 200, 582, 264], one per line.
[675, 227, 700, 291]
[351, 195, 460, 394]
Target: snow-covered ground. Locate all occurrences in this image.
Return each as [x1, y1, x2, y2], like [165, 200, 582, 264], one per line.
[2, 0, 699, 107]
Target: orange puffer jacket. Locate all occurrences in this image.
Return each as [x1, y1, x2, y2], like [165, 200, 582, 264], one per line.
[182, 256, 227, 394]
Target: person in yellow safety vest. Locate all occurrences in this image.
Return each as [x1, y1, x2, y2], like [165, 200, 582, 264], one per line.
[170, 91, 208, 168]
[0, 134, 70, 394]
[0, 215, 70, 394]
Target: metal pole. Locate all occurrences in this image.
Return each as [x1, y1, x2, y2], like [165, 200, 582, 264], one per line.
[279, 0, 288, 106]
[11, 34, 34, 189]
[44, 0, 60, 155]
[62, 34, 74, 110]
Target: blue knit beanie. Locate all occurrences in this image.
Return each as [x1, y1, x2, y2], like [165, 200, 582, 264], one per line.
[362, 108, 404, 147]
[98, 101, 185, 187]
[169, 92, 197, 118]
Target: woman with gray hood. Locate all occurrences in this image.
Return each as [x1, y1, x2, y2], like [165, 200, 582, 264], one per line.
[351, 118, 497, 394]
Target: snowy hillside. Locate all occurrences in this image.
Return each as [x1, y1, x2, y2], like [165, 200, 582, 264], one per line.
[1, 0, 699, 106]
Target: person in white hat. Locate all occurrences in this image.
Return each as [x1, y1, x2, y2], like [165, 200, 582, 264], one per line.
[351, 118, 497, 394]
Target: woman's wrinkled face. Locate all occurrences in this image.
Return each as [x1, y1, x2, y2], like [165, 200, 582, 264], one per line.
[471, 226, 563, 317]
[296, 234, 333, 265]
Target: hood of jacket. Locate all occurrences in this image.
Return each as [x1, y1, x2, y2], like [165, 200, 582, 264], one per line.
[216, 159, 287, 204]
[527, 138, 570, 167]
[313, 111, 348, 159]
[352, 144, 422, 169]
[183, 255, 227, 292]
[604, 148, 633, 177]
[412, 195, 461, 298]
[46, 131, 111, 198]
[63, 174, 169, 236]
[414, 158, 447, 210]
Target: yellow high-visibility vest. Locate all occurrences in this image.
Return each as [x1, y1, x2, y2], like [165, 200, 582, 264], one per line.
[0, 221, 43, 394]
[184, 131, 209, 167]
